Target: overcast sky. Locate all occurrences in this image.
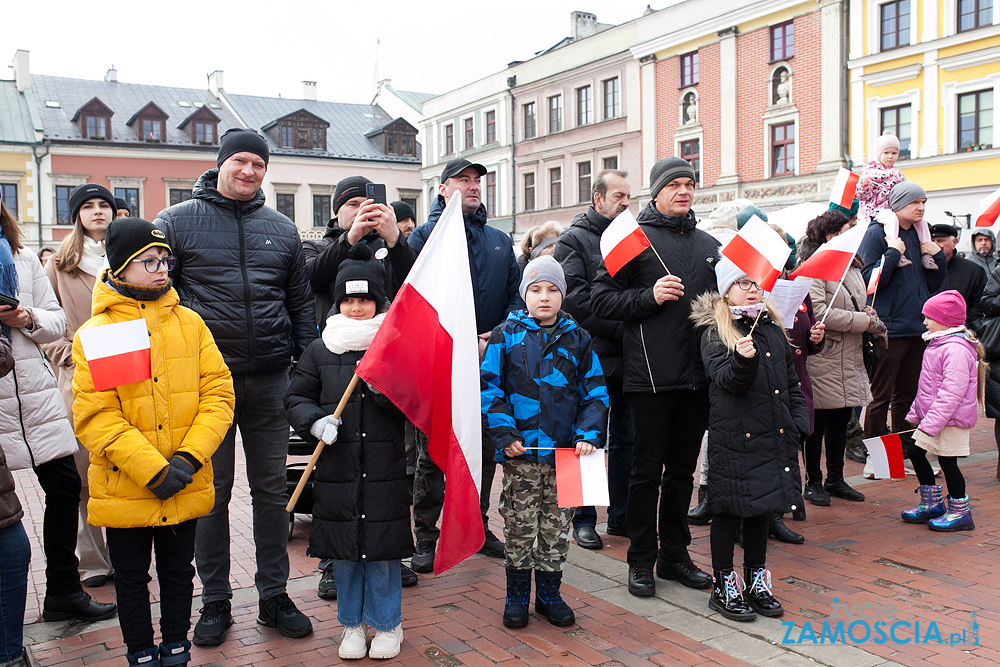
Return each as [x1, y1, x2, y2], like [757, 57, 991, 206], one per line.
[8, 1, 666, 104]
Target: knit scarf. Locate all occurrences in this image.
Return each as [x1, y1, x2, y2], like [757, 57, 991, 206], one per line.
[321, 313, 385, 354]
[78, 236, 107, 278]
[0, 233, 18, 341]
[921, 325, 967, 342]
[730, 303, 765, 319]
[107, 274, 173, 302]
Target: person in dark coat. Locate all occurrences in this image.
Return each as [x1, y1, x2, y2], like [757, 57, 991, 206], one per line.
[968, 229, 997, 277]
[977, 264, 1000, 477]
[692, 258, 809, 623]
[929, 224, 986, 330]
[285, 244, 411, 660]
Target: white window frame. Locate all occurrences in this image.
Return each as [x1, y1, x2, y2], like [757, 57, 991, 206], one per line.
[944, 0, 1000, 37]
[108, 176, 146, 219]
[869, 0, 918, 53]
[866, 89, 921, 159]
[941, 73, 1000, 154]
[762, 108, 801, 178]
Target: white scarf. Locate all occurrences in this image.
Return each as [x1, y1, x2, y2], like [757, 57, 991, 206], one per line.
[321, 312, 385, 354]
[921, 325, 965, 342]
[78, 236, 107, 277]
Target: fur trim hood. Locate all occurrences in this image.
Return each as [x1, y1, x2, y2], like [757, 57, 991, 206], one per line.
[690, 291, 721, 328]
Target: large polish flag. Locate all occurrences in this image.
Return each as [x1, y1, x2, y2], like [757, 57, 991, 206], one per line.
[863, 433, 906, 480]
[830, 168, 860, 209]
[77, 319, 151, 392]
[600, 209, 650, 277]
[975, 186, 1000, 228]
[721, 215, 790, 291]
[356, 191, 483, 575]
[554, 450, 610, 508]
[789, 220, 867, 282]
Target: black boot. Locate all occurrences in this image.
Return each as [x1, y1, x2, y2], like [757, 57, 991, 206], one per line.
[534, 570, 575, 627]
[708, 569, 755, 622]
[159, 639, 191, 667]
[503, 568, 531, 628]
[42, 590, 118, 622]
[126, 647, 159, 666]
[687, 485, 713, 525]
[768, 514, 804, 544]
[743, 566, 784, 617]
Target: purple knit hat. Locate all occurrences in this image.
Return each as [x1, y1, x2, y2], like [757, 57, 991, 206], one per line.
[922, 290, 966, 328]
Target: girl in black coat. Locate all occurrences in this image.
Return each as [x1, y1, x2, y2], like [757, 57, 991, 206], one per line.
[285, 245, 411, 661]
[692, 257, 810, 623]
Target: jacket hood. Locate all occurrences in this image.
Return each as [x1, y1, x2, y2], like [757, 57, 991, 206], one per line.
[193, 168, 266, 215]
[971, 228, 996, 253]
[508, 309, 578, 334]
[92, 269, 179, 317]
[690, 291, 721, 328]
[636, 200, 698, 234]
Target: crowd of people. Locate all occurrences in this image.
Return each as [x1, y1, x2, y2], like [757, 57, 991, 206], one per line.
[0, 126, 997, 665]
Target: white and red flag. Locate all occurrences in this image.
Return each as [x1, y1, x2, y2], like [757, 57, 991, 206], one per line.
[789, 220, 867, 282]
[356, 191, 483, 575]
[866, 257, 884, 295]
[722, 215, 790, 292]
[863, 433, 906, 480]
[77, 319, 151, 391]
[600, 209, 650, 277]
[975, 186, 1000, 228]
[830, 168, 860, 210]
[554, 450, 610, 508]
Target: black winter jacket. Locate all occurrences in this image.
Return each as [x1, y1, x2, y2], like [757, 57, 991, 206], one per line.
[285, 334, 412, 562]
[693, 294, 809, 517]
[155, 170, 316, 374]
[938, 254, 986, 330]
[303, 222, 415, 328]
[554, 207, 626, 380]
[978, 267, 1000, 418]
[591, 201, 720, 393]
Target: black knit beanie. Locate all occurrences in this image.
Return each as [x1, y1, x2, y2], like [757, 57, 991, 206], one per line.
[649, 157, 696, 200]
[334, 176, 373, 215]
[216, 128, 270, 169]
[106, 218, 172, 277]
[333, 244, 387, 310]
[390, 200, 415, 223]
[114, 197, 131, 216]
[69, 183, 116, 224]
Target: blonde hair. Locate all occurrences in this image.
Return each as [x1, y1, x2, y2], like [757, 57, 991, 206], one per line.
[709, 293, 785, 351]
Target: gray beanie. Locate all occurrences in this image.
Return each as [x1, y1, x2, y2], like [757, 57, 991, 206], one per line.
[715, 256, 748, 297]
[889, 181, 927, 211]
[649, 157, 696, 200]
[520, 255, 567, 300]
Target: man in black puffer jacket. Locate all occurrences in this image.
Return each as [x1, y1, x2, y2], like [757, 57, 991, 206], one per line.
[155, 129, 316, 645]
[592, 157, 720, 599]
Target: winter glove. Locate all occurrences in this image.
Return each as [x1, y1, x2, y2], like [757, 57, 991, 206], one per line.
[310, 415, 341, 445]
[147, 461, 194, 501]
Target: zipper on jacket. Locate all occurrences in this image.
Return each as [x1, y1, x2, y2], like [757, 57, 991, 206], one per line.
[10, 370, 37, 468]
[236, 206, 256, 370]
[639, 323, 656, 394]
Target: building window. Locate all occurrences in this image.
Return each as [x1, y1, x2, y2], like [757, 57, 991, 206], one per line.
[464, 118, 474, 151]
[680, 51, 699, 88]
[386, 132, 415, 156]
[313, 195, 331, 226]
[56, 185, 74, 225]
[880, 0, 911, 51]
[485, 111, 496, 144]
[577, 86, 592, 126]
[312, 128, 325, 150]
[169, 189, 193, 206]
[485, 172, 497, 217]
[602, 156, 618, 171]
[770, 21, 794, 62]
[958, 90, 994, 150]
[280, 126, 294, 148]
[577, 162, 592, 204]
[549, 95, 563, 134]
[141, 119, 163, 142]
[680, 140, 701, 185]
[276, 193, 295, 221]
[880, 104, 912, 159]
[444, 124, 454, 155]
[771, 122, 796, 176]
[114, 188, 139, 217]
[524, 173, 535, 212]
[195, 122, 214, 144]
[603, 78, 620, 120]
[958, 0, 993, 31]
[549, 167, 562, 208]
[524, 102, 537, 139]
[85, 116, 108, 140]
[0, 184, 17, 220]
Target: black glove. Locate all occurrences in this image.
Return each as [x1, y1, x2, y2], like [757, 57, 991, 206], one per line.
[148, 460, 194, 501]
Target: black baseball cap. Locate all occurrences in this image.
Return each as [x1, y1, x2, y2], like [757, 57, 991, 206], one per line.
[929, 223, 959, 238]
[440, 158, 487, 182]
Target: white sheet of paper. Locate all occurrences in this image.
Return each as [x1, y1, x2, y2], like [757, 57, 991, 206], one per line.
[767, 279, 813, 329]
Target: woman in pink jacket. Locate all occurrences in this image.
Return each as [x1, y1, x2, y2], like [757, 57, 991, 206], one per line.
[901, 290, 985, 532]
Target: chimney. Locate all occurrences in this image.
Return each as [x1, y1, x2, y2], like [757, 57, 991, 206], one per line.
[104, 66, 117, 83]
[302, 81, 317, 101]
[12, 50, 29, 93]
[571, 11, 599, 40]
[208, 70, 224, 96]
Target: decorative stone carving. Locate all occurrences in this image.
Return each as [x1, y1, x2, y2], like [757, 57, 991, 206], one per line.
[694, 193, 718, 206]
[743, 183, 818, 200]
[773, 67, 791, 106]
[683, 92, 698, 125]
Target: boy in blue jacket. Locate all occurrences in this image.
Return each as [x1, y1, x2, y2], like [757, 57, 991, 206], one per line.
[481, 255, 609, 629]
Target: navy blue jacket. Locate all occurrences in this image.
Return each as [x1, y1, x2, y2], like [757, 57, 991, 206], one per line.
[408, 196, 523, 334]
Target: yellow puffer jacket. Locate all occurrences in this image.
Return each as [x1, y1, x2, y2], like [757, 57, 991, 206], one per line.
[72, 272, 235, 528]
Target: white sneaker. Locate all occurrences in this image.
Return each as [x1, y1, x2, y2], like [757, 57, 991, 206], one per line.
[369, 624, 403, 660]
[339, 623, 369, 660]
[863, 456, 875, 479]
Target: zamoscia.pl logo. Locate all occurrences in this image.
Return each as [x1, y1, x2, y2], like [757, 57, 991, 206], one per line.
[781, 597, 979, 647]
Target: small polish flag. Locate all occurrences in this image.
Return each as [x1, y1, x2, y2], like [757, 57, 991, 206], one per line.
[866, 257, 883, 295]
[555, 449, 610, 508]
[975, 185, 1000, 228]
[830, 168, 860, 210]
[789, 221, 867, 282]
[721, 215, 790, 292]
[600, 209, 650, 277]
[863, 433, 906, 480]
[77, 319, 151, 391]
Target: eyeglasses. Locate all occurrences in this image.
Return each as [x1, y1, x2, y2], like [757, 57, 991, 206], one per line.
[131, 256, 176, 273]
[734, 279, 760, 291]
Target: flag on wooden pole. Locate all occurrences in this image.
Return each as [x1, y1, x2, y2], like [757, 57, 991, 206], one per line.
[721, 215, 790, 292]
[866, 257, 884, 296]
[789, 221, 866, 282]
[600, 209, 651, 277]
[830, 168, 860, 210]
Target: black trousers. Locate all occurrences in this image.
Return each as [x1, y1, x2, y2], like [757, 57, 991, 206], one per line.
[106, 520, 197, 654]
[33, 454, 82, 596]
[910, 447, 966, 498]
[804, 407, 852, 486]
[711, 513, 768, 571]
[865, 336, 924, 453]
[626, 390, 708, 566]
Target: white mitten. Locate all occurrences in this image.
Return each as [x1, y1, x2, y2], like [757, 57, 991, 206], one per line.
[310, 416, 341, 444]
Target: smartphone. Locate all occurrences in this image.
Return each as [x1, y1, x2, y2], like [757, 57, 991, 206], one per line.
[0, 292, 17, 309]
[366, 183, 387, 206]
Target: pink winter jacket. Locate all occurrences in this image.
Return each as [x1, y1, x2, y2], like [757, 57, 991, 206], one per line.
[856, 161, 905, 223]
[906, 332, 980, 436]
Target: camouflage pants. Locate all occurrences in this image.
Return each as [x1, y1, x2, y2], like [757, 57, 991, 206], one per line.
[500, 459, 574, 572]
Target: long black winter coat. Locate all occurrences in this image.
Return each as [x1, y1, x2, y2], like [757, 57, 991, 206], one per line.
[155, 170, 316, 374]
[285, 337, 412, 562]
[938, 254, 986, 330]
[591, 201, 720, 393]
[693, 294, 809, 517]
[978, 267, 1000, 418]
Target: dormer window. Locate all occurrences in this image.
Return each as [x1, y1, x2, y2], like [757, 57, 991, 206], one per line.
[178, 105, 221, 145]
[141, 118, 163, 142]
[86, 116, 108, 140]
[72, 97, 114, 140]
[195, 122, 214, 143]
[263, 109, 329, 151]
[365, 117, 419, 158]
[126, 102, 169, 143]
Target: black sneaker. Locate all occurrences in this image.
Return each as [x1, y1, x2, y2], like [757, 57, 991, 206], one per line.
[317, 569, 337, 599]
[824, 479, 865, 502]
[192, 600, 233, 646]
[804, 483, 831, 506]
[479, 530, 505, 559]
[411, 540, 435, 573]
[401, 562, 419, 587]
[257, 593, 313, 638]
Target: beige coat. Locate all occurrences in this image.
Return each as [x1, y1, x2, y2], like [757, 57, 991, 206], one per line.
[41, 261, 97, 414]
[806, 263, 873, 410]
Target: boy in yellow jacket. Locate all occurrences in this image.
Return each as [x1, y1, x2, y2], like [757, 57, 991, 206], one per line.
[73, 218, 234, 667]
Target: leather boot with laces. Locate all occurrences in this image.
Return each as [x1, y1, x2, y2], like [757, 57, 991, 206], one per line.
[338, 622, 369, 660]
[743, 566, 784, 617]
[534, 570, 575, 626]
[503, 568, 532, 628]
[627, 565, 655, 597]
[708, 569, 755, 622]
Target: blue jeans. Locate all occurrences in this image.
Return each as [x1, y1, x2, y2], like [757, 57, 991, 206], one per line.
[574, 377, 633, 530]
[329, 560, 402, 631]
[0, 521, 30, 664]
[196, 370, 291, 603]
